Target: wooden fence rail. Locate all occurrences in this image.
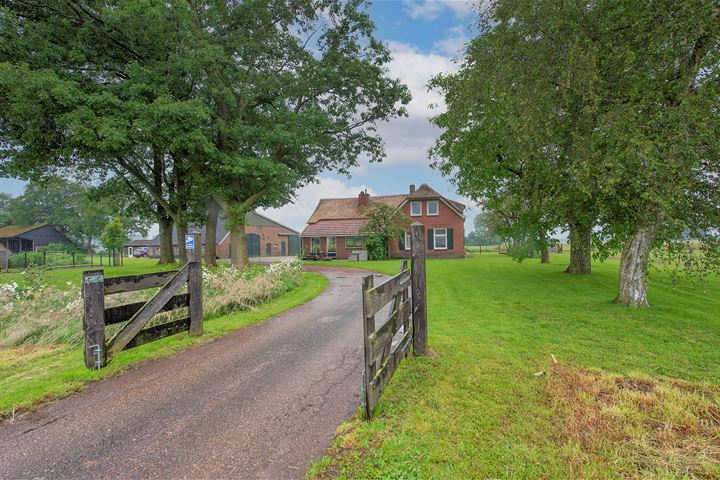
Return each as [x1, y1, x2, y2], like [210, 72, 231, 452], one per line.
[362, 261, 412, 418]
[82, 233, 203, 369]
[361, 222, 428, 419]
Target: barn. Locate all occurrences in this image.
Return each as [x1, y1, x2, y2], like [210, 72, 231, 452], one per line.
[0, 224, 75, 253]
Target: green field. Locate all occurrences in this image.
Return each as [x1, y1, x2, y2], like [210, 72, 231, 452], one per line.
[0, 257, 180, 289]
[0, 271, 328, 419]
[309, 253, 720, 479]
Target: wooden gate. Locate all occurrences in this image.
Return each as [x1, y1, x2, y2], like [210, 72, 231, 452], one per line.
[362, 261, 412, 418]
[82, 233, 203, 369]
[361, 222, 427, 418]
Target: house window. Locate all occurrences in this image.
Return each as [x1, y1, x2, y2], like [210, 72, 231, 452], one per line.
[434, 228, 447, 249]
[427, 200, 439, 216]
[311, 237, 321, 253]
[410, 201, 422, 216]
[404, 231, 411, 250]
[327, 237, 337, 257]
[346, 236, 364, 248]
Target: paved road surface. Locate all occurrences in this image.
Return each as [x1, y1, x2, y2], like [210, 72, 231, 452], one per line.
[0, 267, 380, 480]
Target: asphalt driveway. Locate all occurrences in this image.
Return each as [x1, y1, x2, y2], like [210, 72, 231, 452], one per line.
[0, 266, 379, 479]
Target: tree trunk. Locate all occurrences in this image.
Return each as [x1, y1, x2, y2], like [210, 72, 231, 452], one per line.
[613, 224, 658, 307]
[565, 224, 592, 274]
[229, 221, 248, 268]
[87, 237, 93, 255]
[158, 215, 175, 264]
[539, 230, 550, 264]
[177, 222, 188, 264]
[204, 199, 221, 266]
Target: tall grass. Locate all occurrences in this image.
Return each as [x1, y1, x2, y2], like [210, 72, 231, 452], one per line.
[0, 258, 305, 348]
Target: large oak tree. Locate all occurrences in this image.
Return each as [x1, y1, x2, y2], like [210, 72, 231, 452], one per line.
[1, 0, 409, 267]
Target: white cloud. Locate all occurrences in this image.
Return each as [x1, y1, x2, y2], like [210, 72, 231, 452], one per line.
[258, 177, 375, 232]
[347, 41, 458, 171]
[404, 0, 480, 21]
[433, 25, 469, 56]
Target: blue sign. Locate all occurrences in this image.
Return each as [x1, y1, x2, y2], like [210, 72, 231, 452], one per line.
[185, 234, 195, 250]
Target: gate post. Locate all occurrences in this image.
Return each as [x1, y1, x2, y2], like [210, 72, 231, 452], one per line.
[83, 270, 106, 369]
[186, 233, 203, 336]
[361, 274, 375, 418]
[410, 222, 427, 355]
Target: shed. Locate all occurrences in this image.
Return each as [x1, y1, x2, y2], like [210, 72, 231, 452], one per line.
[0, 224, 75, 253]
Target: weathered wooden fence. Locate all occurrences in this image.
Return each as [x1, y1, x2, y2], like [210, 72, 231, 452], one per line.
[82, 233, 203, 369]
[361, 222, 427, 418]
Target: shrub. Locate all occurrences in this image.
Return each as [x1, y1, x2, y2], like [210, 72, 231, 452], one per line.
[365, 235, 387, 261]
[8, 252, 43, 268]
[40, 242, 79, 254]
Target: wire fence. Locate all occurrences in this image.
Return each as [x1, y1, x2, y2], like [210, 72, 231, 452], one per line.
[0, 251, 123, 272]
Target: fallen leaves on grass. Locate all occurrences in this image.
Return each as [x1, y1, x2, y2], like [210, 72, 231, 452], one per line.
[546, 363, 720, 478]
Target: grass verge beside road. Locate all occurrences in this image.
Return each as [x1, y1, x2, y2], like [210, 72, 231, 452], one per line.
[308, 254, 720, 479]
[0, 272, 328, 419]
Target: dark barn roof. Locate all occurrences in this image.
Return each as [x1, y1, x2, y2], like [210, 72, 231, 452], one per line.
[0, 224, 47, 238]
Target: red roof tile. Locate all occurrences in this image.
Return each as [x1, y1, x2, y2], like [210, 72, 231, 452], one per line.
[307, 195, 406, 224]
[301, 219, 367, 237]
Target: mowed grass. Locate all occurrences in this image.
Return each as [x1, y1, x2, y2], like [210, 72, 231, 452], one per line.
[0, 257, 180, 289]
[0, 272, 328, 419]
[308, 253, 720, 479]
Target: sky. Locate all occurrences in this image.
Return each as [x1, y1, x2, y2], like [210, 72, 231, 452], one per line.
[0, 0, 483, 235]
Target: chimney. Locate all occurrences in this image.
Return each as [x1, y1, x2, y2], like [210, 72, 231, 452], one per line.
[358, 189, 370, 206]
[409, 184, 416, 194]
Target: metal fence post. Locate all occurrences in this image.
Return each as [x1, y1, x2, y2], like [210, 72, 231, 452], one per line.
[187, 233, 203, 336]
[410, 222, 427, 355]
[83, 270, 106, 369]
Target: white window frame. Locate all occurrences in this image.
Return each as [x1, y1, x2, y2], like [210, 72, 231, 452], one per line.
[311, 237, 321, 253]
[404, 232, 411, 250]
[427, 200, 439, 216]
[434, 228, 447, 250]
[410, 201, 422, 217]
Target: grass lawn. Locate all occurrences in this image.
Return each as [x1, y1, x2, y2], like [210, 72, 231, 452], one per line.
[0, 257, 181, 289]
[308, 253, 720, 479]
[0, 272, 328, 419]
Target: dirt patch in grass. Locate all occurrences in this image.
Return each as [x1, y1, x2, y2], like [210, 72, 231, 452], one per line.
[546, 363, 720, 478]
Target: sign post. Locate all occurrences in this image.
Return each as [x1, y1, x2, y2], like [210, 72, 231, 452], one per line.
[186, 233, 203, 336]
[185, 234, 195, 253]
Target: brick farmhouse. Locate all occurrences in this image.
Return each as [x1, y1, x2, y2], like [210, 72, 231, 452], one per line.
[300, 184, 465, 259]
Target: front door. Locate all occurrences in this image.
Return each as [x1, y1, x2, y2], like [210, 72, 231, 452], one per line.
[288, 235, 300, 255]
[246, 234, 261, 257]
[327, 236, 337, 258]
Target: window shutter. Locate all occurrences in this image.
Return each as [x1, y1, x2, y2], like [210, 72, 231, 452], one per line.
[447, 228, 454, 250]
[427, 229, 434, 250]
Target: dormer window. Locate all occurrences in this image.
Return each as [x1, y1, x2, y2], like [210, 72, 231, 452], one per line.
[427, 200, 439, 216]
[410, 201, 422, 216]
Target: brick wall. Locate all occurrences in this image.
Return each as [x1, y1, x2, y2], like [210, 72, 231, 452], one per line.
[388, 199, 465, 259]
[217, 224, 296, 258]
